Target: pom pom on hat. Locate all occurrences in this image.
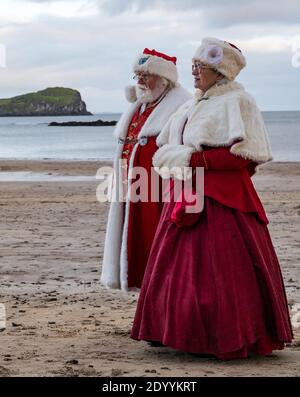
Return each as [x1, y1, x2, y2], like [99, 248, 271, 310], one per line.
[193, 37, 246, 80]
[133, 48, 178, 84]
[125, 85, 137, 103]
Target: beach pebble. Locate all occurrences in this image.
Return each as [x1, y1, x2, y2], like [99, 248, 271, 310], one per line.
[66, 359, 79, 365]
[12, 322, 22, 327]
[145, 369, 157, 373]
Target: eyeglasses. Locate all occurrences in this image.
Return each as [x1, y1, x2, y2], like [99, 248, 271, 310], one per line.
[133, 73, 153, 81]
[192, 63, 216, 73]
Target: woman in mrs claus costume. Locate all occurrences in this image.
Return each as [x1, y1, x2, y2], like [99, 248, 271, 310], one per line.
[131, 38, 293, 359]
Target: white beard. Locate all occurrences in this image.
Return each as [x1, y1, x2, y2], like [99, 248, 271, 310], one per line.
[136, 78, 169, 104]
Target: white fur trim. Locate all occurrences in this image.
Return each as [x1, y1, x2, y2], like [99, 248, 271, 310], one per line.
[119, 142, 139, 291]
[100, 144, 124, 289]
[125, 85, 137, 103]
[193, 37, 246, 81]
[155, 81, 273, 168]
[133, 53, 178, 84]
[114, 85, 191, 140]
[100, 142, 138, 292]
[152, 144, 195, 180]
[101, 85, 191, 291]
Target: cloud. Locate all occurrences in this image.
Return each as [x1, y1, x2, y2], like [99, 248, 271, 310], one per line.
[238, 36, 298, 53]
[97, 0, 300, 26]
[18, 0, 300, 26]
[1, 0, 97, 22]
[9, 0, 300, 36]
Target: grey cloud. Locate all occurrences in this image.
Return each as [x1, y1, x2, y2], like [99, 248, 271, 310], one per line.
[98, 0, 300, 26]
[205, 1, 300, 27]
[17, 0, 300, 26]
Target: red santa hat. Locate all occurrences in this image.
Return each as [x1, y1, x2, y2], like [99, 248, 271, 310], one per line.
[125, 48, 178, 103]
[193, 37, 246, 81]
[133, 48, 178, 84]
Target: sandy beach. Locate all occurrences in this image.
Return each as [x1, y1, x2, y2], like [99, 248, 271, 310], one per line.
[0, 160, 299, 377]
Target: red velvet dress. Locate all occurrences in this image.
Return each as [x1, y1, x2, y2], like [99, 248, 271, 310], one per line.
[122, 104, 164, 289]
[131, 146, 293, 359]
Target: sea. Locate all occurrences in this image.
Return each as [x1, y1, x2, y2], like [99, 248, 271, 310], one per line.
[0, 113, 119, 162]
[0, 111, 299, 181]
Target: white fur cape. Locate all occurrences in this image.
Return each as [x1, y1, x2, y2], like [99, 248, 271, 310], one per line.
[153, 81, 273, 179]
[100, 85, 191, 291]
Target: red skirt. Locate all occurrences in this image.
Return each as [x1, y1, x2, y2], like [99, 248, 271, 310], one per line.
[130, 188, 293, 359]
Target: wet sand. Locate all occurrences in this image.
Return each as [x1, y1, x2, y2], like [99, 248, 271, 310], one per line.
[0, 160, 299, 377]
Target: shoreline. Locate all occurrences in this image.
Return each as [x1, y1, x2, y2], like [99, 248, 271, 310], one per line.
[0, 159, 298, 162]
[0, 160, 299, 186]
[0, 158, 298, 169]
[0, 159, 112, 177]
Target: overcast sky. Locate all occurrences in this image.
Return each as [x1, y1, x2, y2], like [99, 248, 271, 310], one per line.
[0, 0, 299, 112]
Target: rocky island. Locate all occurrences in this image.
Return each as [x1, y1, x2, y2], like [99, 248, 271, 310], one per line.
[0, 87, 92, 116]
[48, 119, 117, 127]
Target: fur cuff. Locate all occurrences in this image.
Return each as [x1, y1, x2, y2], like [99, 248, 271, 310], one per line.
[153, 144, 195, 180]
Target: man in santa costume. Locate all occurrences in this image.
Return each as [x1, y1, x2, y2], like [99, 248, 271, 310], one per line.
[100, 48, 191, 291]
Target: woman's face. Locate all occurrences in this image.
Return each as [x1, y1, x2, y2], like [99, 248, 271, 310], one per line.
[192, 62, 222, 92]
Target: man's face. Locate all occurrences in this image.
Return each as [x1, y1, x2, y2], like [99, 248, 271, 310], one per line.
[135, 73, 168, 104]
[135, 73, 160, 91]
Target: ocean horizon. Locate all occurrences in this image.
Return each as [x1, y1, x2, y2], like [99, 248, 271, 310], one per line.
[0, 111, 299, 163]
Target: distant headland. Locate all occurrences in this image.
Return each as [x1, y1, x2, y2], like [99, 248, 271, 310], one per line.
[0, 87, 92, 116]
